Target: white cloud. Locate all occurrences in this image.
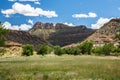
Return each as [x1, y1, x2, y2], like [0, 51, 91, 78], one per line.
[19, 24, 32, 30]
[1, 2, 58, 18]
[72, 12, 97, 18]
[2, 22, 19, 30]
[34, 1, 40, 5]
[19, 0, 39, 1]
[19, 0, 41, 4]
[8, 0, 41, 4]
[2, 21, 32, 31]
[8, 0, 17, 2]
[91, 17, 111, 29]
[28, 19, 33, 25]
[1, 9, 15, 17]
[64, 22, 75, 26]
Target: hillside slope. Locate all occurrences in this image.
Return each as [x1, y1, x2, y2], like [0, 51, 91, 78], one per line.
[29, 22, 95, 46]
[4, 30, 46, 50]
[87, 18, 120, 44]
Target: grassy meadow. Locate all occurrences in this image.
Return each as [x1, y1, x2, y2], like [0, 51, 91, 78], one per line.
[0, 55, 120, 80]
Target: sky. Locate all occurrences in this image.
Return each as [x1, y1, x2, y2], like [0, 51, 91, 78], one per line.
[0, 0, 120, 30]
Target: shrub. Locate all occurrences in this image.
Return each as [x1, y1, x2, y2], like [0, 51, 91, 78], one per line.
[0, 39, 5, 47]
[63, 47, 72, 55]
[37, 44, 52, 56]
[102, 43, 115, 55]
[116, 48, 120, 53]
[111, 47, 120, 56]
[78, 41, 93, 55]
[63, 47, 81, 55]
[92, 46, 103, 55]
[22, 44, 34, 56]
[54, 46, 64, 56]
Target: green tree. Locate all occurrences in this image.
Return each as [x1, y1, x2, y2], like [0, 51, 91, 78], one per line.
[115, 30, 120, 48]
[0, 22, 9, 46]
[92, 46, 103, 55]
[102, 43, 114, 55]
[78, 41, 93, 55]
[37, 44, 52, 56]
[54, 45, 64, 56]
[22, 44, 34, 56]
[63, 47, 81, 55]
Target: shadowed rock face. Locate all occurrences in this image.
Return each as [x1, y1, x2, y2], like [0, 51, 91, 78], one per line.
[4, 30, 46, 50]
[29, 22, 95, 46]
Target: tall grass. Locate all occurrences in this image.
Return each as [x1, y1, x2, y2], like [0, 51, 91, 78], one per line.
[0, 55, 120, 80]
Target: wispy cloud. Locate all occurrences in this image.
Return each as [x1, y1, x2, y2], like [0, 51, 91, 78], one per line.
[1, 2, 58, 18]
[72, 12, 97, 18]
[28, 19, 33, 25]
[34, 1, 40, 5]
[19, 0, 39, 1]
[8, 0, 17, 2]
[63, 22, 75, 26]
[91, 17, 111, 29]
[8, 0, 41, 5]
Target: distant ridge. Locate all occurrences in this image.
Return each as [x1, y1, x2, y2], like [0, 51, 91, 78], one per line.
[29, 22, 95, 46]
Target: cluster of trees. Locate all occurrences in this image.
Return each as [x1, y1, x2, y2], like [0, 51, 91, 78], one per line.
[22, 40, 120, 56]
[92, 43, 120, 56]
[22, 44, 52, 56]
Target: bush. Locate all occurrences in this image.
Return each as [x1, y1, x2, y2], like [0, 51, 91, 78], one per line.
[78, 41, 93, 55]
[22, 44, 34, 56]
[102, 43, 114, 55]
[63, 47, 81, 55]
[37, 44, 52, 56]
[63, 47, 71, 55]
[111, 47, 120, 56]
[0, 39, 5, 47]
[116, 48, 120, 53]
[92, 46, 103, 55]
[54, 46, 64, 56]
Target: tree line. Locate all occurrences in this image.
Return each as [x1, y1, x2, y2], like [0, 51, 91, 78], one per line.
[22, 41, 120, 56]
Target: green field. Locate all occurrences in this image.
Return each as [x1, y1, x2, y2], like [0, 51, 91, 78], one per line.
[0, 55, 120, 80]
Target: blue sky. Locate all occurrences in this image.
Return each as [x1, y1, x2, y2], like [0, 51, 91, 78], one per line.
[0, 0, 120, 30]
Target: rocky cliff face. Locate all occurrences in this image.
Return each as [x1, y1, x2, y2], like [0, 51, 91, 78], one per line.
[30, 22, 54, 30]
[29, 22, 95, 46]
[87, 18, 120, 44]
